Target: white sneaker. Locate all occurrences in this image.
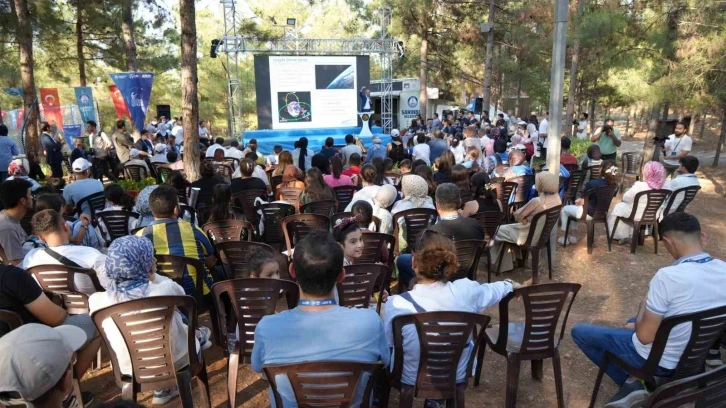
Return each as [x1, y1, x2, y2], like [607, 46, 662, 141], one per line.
[557, 236, 578, 245]
[152, 387, 179, 405]
[197, 326, 212, 351]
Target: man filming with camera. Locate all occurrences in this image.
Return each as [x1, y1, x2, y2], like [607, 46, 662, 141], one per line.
[661, 121, 692, 177]
[591, 118, 622, 161]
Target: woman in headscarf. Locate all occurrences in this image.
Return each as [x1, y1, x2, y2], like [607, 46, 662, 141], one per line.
[607, 161, 667, 242]
[292, 137, 314, 172]
[490, 172, 561, 273]
[7, 155, 42, 191]
[392, 174, 435, 215]
[89, 236, 212, 405]
[280, 165, 305, 189]
[372, 184, 397, 234]
[501, 149, 533, 180]
[132, 185, 159, 228]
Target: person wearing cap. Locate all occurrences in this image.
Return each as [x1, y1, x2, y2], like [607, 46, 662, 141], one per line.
[62, 158, 104, 216]
[365, 136, 386, 163]
[0, 124, 19, 183]
[150, 143, 169, 164]
[123, 148, 151, 178]
[0, 324, 89, 407]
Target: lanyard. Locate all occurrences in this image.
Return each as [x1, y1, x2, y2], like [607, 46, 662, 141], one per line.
[298, 299, 337, 306]
[681, 257, 712, 264]
[670, 135, 685, 152]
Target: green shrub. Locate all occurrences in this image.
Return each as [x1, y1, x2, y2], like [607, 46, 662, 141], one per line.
[118, 177, 157, 191]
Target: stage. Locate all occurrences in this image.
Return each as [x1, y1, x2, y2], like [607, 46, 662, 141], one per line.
[244, 126, 391, 155]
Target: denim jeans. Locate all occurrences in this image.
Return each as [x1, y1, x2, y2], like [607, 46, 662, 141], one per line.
[396, 254, 415, 289]
[571, 320, 674, 386]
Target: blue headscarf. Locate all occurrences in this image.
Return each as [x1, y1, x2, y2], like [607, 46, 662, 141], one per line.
[105, 235, 155, 301]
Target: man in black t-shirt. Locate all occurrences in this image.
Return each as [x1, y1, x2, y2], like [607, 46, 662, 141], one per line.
[396, 183, 485, 287]
[430, 183, 485, 241]
[231, 158, 267, 195]
[0, 264, 101, 389]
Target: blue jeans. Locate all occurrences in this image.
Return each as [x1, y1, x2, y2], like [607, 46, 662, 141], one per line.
[571, 319, 674, 386]
[396, 254, 415, 289]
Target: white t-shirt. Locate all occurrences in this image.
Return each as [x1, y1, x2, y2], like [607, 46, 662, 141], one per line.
[539, 119, 549, 136]
[577, 120, 588, 139]
[663, 134, 693, 166]
[383, 279, 513, 385]
[411, 143, 431, 165]
[633, 253, 726, 369]
[451, 145, 466, 164]
[198, 127, 208, 139]
[22, 245, 109, 296]
[89, 274, 195, 376]
[171, 125, 183, 139]
[225, 147, 244, 166]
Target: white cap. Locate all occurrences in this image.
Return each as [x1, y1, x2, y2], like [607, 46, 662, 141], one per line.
[390, 129, 400, 137]
[0, 324, 86, 403]
[130, 148, 140, 158]
[71, 158, 92, 172]
[154, 143, 167, 153]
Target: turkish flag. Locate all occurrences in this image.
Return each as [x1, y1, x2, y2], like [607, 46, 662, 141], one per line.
[109, 85, 131, 120]
[39, 88, 64, 128]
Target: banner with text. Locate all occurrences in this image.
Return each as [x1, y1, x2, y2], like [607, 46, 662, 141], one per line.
[109, 72, 154, 132]
[74, 86, 97, 125]
[39, 88, 64, 128]
[109, 85, 131, 120]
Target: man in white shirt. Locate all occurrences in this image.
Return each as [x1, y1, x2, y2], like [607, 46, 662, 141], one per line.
[22, 209, 109, 296]
[662, 121, 693, 176]
[576, 112, 589, 139]
[225, 140, 244, 169]
[662, 156, 700, 216]
[572, 212, 726, 407]
[538, 111, 549, 158]
[205, 137, 226, 158]
[171, 119, 183, 140]
[86, 120, 117, 182]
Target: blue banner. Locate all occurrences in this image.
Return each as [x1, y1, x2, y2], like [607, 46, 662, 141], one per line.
[63, 124, 82, 145]
[3, 88, 23, 97]
[109, 72, 154, 132]
[74, 86, 96, 125]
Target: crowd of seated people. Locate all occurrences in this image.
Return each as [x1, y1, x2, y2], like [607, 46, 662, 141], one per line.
[0, 122, 721, 408]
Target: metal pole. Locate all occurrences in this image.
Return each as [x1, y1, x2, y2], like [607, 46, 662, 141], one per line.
[546, 0, 569, 175]
[481, 0, 495, 117]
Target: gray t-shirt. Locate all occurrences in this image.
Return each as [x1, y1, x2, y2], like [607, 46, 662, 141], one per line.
[0, 211, 27, 261]
[340, 144, 363, 168]
[62, 178, 105, 215]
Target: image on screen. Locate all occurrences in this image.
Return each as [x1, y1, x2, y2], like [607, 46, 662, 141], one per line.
[315, 65, 354, 90]
[277, 91, 312, 123]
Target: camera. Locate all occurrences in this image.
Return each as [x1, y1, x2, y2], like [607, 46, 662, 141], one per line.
[602, 124, 613, 133]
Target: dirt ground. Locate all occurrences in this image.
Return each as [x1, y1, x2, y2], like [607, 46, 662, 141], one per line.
[80, 133, 726, 408]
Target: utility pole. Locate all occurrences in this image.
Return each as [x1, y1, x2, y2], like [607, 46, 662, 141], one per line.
[481, 0, 496, 117]
[546, 0, 569, 174]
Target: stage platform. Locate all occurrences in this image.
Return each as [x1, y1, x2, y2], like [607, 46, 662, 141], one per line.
[244, 126, 391, 155]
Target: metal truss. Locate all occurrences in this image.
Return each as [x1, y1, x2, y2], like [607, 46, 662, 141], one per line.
[218, 1, 402, 137]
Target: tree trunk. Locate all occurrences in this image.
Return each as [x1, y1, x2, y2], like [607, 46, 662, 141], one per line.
[76, 0, 86, 86]
[419, 36, 428, 117]
[713, 107, 726, 168]
[564, 0, 583, 139]
[588, 97, 596, 138]
[659, 103, 670, 139]
[688, 110, 698, 136]
[642, 107, 661, 162]
[496, 45, 504, 115]
[121, 0, 137, 72]
[180, 0, 200, 181]
[481, 0, 495, 115]
[14, 0, 39, 153]
[515, 76, 522, 118]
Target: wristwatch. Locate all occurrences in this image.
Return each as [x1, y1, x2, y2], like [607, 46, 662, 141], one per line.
[504, 278, 514, 285]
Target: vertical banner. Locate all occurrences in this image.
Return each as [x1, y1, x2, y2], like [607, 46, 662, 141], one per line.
[39, 88, 64, 128]
[109, 85, 131, 120]
[74, 86, 97, 124]
[109, 72, 154, 132]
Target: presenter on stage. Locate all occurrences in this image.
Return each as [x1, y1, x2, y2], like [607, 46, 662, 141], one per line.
[360, 86, 373, 112]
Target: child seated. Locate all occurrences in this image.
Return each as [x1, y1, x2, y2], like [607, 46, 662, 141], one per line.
[247, 251, 281, 279]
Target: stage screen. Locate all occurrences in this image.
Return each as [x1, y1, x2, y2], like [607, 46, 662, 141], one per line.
[254, 55, 370, 130]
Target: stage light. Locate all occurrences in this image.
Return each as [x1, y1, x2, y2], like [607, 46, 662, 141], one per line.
[286, 18, 296, 26]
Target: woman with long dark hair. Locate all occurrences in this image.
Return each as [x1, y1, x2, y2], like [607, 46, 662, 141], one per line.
[208, 184, 238, 223]
[311, 153, 331, 175]
[413, 164, 437, 199]
[433, 150, 455, 183]
[300, 168, 335, 205]
[371, 157, 390, 185]
[460, 172, 502, 217]
[323, 155, 354, 188]
[292, 137, 314, 171]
